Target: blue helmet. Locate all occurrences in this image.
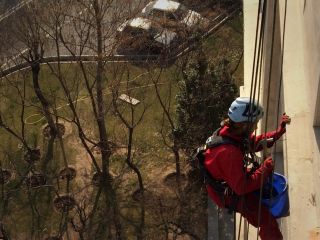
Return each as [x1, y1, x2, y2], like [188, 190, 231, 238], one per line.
[228, 97, 264, 123]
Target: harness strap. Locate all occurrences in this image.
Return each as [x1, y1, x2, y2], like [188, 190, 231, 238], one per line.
[196, 128, 243, 213]
[195, 146, 235, 213]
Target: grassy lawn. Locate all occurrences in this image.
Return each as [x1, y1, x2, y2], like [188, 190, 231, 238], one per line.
[0, 13, 243, 238]
[0, 60, 184, 238]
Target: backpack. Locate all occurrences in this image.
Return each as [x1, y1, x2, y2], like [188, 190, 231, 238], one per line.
[190, 128, 239, 193]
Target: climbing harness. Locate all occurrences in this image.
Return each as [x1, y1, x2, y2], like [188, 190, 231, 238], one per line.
[193, 127, 261, 214]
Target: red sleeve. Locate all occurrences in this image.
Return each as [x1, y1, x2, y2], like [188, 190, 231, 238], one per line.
[221, 147, 273, 195]
[250, 127, 286, 152]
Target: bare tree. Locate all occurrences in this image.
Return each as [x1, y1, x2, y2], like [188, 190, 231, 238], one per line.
[0, 0, 242, 239]
[149, 65, 184, 185]
[12, 2, 59, 137]
[110, 62, 153, 239]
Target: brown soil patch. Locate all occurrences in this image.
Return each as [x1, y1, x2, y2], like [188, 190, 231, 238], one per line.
[58, 166, 76, 181]
[0, 169, 12, 184]
[163, 172, 187, 189]
[53, 195, 76, 213]
[43, 123, 66, 139]
[90, 141, 127, 156]
[42, 120, 73, 139]
[167, 222, 193, 240]
[90, 145, 102, 155]
[25, 173, 46, 188]
[24, 148, 41, 163]
[67, 136, 94, 196]
[91, 171, 102, 186]
[44, 237, 62, 240]
[91, 171, 116, 187]
[131, 188, 155, 203]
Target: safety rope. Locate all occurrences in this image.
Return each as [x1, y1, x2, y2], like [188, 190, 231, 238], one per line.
[272, 0, 288, 177]
[246, 1, 268, 237]
[239, 0, 284, 238]
[256, 1, 288, 239]
[256, 0, 279, 238]
[237, 212, 242, 240]
[237, 0, 267, 239]
[248, 0, 265, 112]
[267, 0, 288, 235]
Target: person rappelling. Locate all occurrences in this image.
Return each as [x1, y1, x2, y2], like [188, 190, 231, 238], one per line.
[196, 97, 291, 240]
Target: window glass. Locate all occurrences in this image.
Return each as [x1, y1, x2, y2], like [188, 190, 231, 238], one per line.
[151, 9, 165, 19]
[174, 7, 187, 20]
[125, 27, 146, 37]
[165, 12, 177, 21]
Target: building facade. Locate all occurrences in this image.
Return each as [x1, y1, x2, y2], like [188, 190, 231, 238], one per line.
[242, 0, 320, 239]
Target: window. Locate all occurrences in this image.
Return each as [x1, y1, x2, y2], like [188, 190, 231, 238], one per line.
[165, 12, 177, 21]
[174, 7, 187, 20]
[151, 9, 165, 20]
[129, 28, 146, 37]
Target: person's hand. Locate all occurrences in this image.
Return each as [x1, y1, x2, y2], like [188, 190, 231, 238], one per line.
[262, 157, 274, 171]
[280, 113, 291, 128]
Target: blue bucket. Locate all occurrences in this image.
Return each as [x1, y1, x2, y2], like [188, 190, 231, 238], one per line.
[258, 172, 290, 218]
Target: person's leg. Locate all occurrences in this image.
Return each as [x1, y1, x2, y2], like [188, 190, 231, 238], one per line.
[236, 193, 283, 240]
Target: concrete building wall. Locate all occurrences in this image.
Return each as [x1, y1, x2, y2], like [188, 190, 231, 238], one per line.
[302, 0, 320, 119]
[300, 0, 320, 235]
[242, 0, 320, 239]
[280, 1, 316, 238]
[242, 0, 259, 98]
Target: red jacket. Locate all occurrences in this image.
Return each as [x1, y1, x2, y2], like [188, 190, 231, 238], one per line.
[204, 125, 286, 207]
